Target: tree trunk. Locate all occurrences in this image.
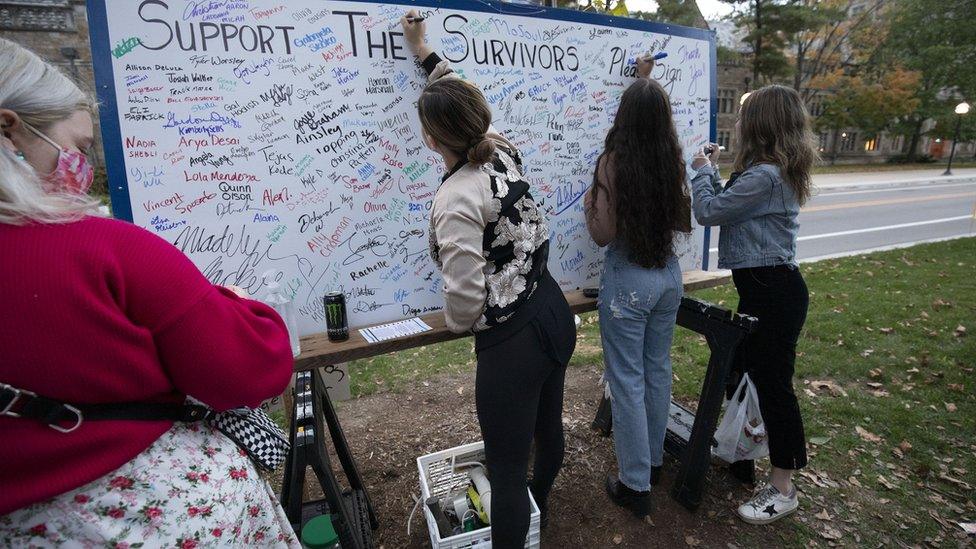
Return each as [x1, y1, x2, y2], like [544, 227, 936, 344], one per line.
[753, 0, 762, 86]
[906, 118, 923, 162]
[794, 43, 804, 91]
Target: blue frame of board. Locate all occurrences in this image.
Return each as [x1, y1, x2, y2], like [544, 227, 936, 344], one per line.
[85, 0, 717, 268]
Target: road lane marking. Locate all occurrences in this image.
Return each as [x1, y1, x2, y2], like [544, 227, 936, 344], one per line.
[798, 234, 975, 264]
[802, 192, 975, 212]
[706, 215, 973, 252]
[817, 181, 976, 197]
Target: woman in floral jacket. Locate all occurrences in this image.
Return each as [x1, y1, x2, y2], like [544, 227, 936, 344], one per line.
[401, 11, 577, 548]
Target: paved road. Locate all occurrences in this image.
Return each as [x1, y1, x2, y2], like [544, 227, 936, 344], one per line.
[705, 168, 976, 268]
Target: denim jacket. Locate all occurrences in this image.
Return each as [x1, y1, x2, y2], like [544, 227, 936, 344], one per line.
[691, 163, 799, 270]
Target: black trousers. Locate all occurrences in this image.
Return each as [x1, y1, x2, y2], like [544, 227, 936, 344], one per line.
[475, 294, 576, 548]
[731, 265, 809, 470]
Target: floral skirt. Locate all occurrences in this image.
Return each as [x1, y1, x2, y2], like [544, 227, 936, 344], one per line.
[0, 422, 300, 548]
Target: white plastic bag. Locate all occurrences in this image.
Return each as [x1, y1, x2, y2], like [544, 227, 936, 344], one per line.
[712, 373, 769, 462]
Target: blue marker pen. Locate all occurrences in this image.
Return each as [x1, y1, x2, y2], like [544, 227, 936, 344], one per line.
[639, 52, 668, 62]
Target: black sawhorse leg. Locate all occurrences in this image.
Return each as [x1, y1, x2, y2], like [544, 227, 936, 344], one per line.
[591, 296, 757, 511]
[280, 370, 377, 548]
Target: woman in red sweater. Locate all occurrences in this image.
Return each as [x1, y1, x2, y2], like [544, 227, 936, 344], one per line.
[0, 38, 299, 546]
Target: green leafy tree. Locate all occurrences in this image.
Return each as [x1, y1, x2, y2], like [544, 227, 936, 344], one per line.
[785, 0, 885, 98]
[720, 0, 816, 86]
[814, 68, 920, 162]
[883, 0, 976, 160]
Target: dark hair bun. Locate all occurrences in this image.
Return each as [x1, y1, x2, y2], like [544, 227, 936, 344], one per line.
[467, 136, 496, 164]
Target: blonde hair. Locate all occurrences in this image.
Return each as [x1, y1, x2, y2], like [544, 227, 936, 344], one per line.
[417, 78, 496, 165]
[0, 38, 99, 225]
[734, 85, 818, 205]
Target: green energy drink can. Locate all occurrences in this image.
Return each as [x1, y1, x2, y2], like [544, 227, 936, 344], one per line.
[324, 292, 349, 342]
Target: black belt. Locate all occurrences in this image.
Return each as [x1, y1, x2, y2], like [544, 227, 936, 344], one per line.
[1, 383, 211, 433]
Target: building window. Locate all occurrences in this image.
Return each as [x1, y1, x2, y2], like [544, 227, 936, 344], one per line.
[718, 89, 736, 114]
[818, 132, 829, 153]
[717, 130, 731, 150]
[863, 138, 877, 152]
[840, 132, 857, 152]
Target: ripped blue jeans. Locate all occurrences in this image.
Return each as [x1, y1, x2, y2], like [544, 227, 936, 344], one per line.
[598, 246, 682, 491]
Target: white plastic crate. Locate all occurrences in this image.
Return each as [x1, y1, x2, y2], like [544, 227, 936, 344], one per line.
[417, 441, 541, 549]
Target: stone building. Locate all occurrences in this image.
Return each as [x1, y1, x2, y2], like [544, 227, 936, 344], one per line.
[1, 0, 104, 164]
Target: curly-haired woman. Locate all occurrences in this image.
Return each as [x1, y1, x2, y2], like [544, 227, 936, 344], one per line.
[585, 59, 692, 518]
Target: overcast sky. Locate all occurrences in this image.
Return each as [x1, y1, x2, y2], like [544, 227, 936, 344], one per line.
[627, 0, 735, 20]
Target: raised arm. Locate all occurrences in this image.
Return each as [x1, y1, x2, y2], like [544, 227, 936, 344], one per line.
[690, 163, 773, 227]
[400, 10, 517, 153]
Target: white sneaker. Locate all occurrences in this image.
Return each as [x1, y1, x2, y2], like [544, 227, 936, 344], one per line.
[736, 483, 798, 525]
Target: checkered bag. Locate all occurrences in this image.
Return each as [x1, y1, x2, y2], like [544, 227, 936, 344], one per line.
[209, 407, 290, 471]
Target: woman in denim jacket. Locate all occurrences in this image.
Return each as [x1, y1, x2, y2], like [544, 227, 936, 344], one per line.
[691, 85, 816, 525]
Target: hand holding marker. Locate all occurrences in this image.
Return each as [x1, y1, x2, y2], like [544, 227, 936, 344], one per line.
[635, 51, 666, 78]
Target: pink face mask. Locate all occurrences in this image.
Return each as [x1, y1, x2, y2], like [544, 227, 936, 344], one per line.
[24, 122, 94, 195]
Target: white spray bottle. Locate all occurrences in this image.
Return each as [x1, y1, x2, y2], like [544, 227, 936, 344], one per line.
[262, 269, 301, 357]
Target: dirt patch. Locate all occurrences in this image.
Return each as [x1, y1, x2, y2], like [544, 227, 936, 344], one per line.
[289, 363, 782, 548]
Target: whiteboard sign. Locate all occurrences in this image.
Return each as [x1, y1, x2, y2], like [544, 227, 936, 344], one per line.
[87, 0, 715, 334]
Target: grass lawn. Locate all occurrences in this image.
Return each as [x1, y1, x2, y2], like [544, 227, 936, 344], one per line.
[349, 237, 975, 546]
[811, 161, 976, 175]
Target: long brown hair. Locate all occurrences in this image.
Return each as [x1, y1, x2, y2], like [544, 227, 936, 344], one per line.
[417, 78, 496, 164]
[734, 85, 817, 205]
[591, 78, 691, 269]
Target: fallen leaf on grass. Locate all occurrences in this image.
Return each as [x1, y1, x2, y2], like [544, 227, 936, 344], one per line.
[947, 383, 964, 392]
[930, 510, 953, 530]
[820, 526, 843, 540]
[939, 473, 973, 491]
[860, 349, 875, 358]
[868, 368, 883, 379]
[877, 475, 898, 490]
[799, 469, 839, 488]
[866, 382, 883, 389]
[684, 535, 701, 546]
[815, 509, 832, 521]
[954, 325, 967, 337]
[456, 386, 464, 395]
[855, 426, 883, 443]
[959, 522, 976, 535]
[945, 402, 957, 412]
[809, 436, 831, 446]
[880, 327, 894, 334]
[809, 379, 848, 397]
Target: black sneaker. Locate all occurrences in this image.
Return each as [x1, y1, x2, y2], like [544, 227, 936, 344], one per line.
[650, 465, 663, 486]
[605, 474, 650, 518]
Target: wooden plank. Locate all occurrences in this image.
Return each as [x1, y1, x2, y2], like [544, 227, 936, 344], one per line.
[294, 269, 730, 371]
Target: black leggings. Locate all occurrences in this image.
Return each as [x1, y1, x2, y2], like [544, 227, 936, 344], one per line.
[475, 297, 576, 548]
[732, 265, 809, 470]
